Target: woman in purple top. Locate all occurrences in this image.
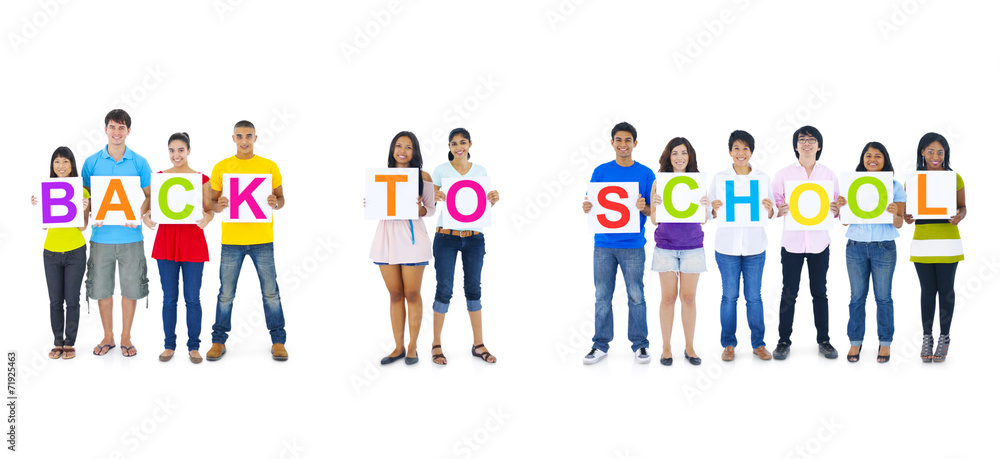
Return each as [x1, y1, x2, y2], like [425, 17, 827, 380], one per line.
[650, 137, 708, 366]
[367, 131, 436, 365]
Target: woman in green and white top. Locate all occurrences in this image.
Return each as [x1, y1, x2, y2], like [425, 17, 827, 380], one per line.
[31, 147, 91, 360]
[903, 132, 966, 363]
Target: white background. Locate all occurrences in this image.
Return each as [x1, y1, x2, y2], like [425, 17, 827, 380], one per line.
[2, 1, 998, 457]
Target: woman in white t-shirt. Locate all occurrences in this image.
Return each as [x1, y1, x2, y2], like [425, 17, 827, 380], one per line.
[429, 128, 500, 365]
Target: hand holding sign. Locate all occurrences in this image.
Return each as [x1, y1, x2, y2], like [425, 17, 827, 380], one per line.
[36, 178, 84, 228]
[783, 180, 835, 231]
[222, 173, 273, 223]
[716, 176, 771, 228]
[151, 173, 203, 224]
[442, 176, 492, 229]
[365, 168, 418, 220]
[655, 173, 707, 223]
[587, 182, 640, 233]
[905, 171, 957, 220]
[91, 176, 143, 226]
[840, 172, 893, 224]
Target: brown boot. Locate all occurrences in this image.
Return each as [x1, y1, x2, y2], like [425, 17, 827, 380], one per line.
[206, 343, 226, 361]
[721, 346, 735, 361]
[271, 343, 288, 361]
[753, 346, 772, 360]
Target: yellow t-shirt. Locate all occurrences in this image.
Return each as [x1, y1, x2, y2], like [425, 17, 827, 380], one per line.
[211, 155, 283, 245]
[43, 189, 90, 252]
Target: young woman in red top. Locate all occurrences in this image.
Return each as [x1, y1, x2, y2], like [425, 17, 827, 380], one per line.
[142, 132, 214, 363]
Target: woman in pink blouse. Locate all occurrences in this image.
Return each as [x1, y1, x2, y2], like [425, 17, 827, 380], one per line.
[370, 131, 436, 365]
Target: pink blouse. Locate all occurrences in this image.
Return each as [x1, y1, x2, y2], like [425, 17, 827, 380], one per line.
[369, 180, 436, 264]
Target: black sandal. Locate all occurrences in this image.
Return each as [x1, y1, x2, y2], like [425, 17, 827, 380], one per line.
[432, 344, 447, 365]
[471, 344, 496, 363]
[877, 346, 890, 363]
[847, 344, 862, 363]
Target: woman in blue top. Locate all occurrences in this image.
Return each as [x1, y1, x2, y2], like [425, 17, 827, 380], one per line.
[834, 142, 905, 363]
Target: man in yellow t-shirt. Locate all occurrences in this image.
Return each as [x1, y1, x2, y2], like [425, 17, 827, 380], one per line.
[206, 120, 288, 361]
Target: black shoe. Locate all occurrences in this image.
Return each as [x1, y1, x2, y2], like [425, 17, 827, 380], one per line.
[847, 344, 862, 363]
[404, 351, 419, 365]
[818, 341, 838, 359]
[684, 350, 702, 366]
[773, 343, 790, 360]
[380, 349, 406, 365]
[659, 356, 673, 366]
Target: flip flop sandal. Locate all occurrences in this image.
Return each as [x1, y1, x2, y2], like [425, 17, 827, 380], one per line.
[49, 348, 63, 359]
[432, 344, 447, 365]
[121, 345, 137, 357]
[93, 344, 115, 356]
[61, 348, 76, 360]
[471, 344, 496, 363]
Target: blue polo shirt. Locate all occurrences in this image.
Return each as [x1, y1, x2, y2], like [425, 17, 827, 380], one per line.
[82, 145, 152, 244]
[589, 159, 655, 249]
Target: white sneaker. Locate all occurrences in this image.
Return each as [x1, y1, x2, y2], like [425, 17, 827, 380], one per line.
[635, 348, 651, 364]
[582, 348, 607, 365]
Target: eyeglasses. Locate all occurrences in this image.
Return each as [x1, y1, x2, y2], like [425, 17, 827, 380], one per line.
[797, 138, 817, 145]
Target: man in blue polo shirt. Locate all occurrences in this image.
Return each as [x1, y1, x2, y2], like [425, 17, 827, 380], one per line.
[81, 109, 152, 357]
[581, 121, 655, 364]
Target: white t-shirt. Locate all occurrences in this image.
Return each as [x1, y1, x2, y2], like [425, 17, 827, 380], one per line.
[431, 162, 488, 232]
[707, 165, 778, 256]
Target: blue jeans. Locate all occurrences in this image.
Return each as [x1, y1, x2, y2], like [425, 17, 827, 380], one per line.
[592, 246, 648, 352]
[846, 240, 896, 346]
[432, 233, 485, 313]
[212, 243, 286, 344]
[716, 251, 766, 349]
[157, 259, 204, 351]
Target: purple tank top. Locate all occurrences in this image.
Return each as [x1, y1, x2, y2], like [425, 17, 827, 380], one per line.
[654, 222, 704, 250]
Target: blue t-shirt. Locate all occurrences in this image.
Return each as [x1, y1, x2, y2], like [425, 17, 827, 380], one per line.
[589, 160, 655, 249]
[82, 145, 152, 244]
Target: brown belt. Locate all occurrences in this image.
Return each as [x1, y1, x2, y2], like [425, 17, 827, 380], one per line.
[436, 227, 480, 237]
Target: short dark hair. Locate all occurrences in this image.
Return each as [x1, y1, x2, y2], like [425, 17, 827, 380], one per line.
[659, 137, 698, 173]
[168, 132, 191, 149]
[104, 109, 131, 129]
[611, 122, 637, 141]
[855, 141, 893, 172]
[447, 127, 471, 161]
[792, 125, 823, 160]
[916, 132, 952, 171]
[388, 131, 425, 195]
[234, 120, 256, 131]
[728, 130, 755, 152]
[49, 146, 78, 178]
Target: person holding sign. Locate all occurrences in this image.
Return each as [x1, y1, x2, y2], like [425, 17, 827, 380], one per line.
[649, 137, 707, 366]
[369, 132, 435, 365]
[772, 125, 840, 360]
[582, 122, 655, 365]
[833, 142, 904, 363]
[430, 128, 499, 364]
[903, 133, 966, 362]
[140, 133, 214, 364]
[81, 109, 152, 357]
[207, 120, 288, 361]
[708, 130, 776, 361]
[31, 147, 90, 359]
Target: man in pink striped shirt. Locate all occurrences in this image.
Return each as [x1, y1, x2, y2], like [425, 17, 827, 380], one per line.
[771, 126, 841, 360]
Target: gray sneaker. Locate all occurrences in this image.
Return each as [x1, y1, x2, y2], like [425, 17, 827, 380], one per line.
[773, 343, 790, 360]
[818, 341, 838, 359]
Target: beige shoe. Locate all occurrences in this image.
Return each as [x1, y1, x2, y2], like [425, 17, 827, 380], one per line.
[206, 343, 226, 361]
[271, 343, 288, 361]
[722, 346, 735, 361]
[753, 346, 772, 360]
[189, 350, 203, 364]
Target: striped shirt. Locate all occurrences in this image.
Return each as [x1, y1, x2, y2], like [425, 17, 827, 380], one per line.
[910, 173, 964, 263]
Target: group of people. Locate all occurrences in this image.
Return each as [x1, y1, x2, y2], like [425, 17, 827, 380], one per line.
[369, 128, 500, 366]
[36, 109, 288, 363]
[582, 122, 965, 365]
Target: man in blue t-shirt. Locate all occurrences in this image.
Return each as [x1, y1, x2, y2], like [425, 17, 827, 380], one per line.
[581, 122, 656, 364]
[81, 109, 152, 358]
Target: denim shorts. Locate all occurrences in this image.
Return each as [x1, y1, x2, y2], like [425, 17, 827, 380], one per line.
[86, 241, 149, 300]
[651, 247, 707, 273]
[373, 261, 429, 266]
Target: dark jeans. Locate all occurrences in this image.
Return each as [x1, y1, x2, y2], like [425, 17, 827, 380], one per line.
[43, 246, 86, 347]
[212, 243, 286, 345]
[914, 262, 958, 335]
[157, 259, 204, 351]
[432, 232, 486, 313]
[778, 247, 830, 345]
[845, 240, 896, 346]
